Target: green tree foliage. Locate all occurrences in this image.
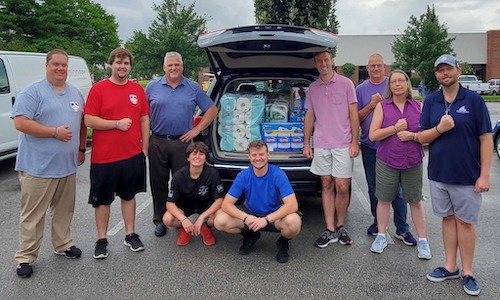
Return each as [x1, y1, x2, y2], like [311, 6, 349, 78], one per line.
[125, 0, 209, 80]
[459, 62, 474, 75]
[254, 0, 339, 33]
[392, 5, 455, 93]
[0, 0, 119, 72]
[341, 62, 355, 78]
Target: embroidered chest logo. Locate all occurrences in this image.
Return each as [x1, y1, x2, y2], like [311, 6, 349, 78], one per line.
[70, 101, 80, 112]
[129, 94, 138, 105]
[198, 185, 209, 197]
[456, 105, 469, 114]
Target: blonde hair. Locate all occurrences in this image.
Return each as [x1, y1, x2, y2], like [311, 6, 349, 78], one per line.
[383, 70, 413, 99]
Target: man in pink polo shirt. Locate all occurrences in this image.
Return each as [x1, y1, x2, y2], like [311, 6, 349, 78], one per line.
[303, 50, 360, 248]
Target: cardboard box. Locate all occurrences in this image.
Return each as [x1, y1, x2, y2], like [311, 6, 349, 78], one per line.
[261, 122, 304, 152]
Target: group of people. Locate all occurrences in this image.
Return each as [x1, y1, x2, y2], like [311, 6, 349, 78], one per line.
[11, 48, 491, 297]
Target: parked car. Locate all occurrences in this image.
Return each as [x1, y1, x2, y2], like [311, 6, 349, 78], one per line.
[197, 24, 338, 195]
[488, 79, 500, 95]
[493, 121, 500, 159]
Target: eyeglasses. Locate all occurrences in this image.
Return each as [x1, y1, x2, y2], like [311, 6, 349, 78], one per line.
[390, 79, 408, 84]
[368, 64, 383, 69]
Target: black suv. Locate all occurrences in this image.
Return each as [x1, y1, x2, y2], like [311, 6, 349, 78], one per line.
[197, 24, 337, 195]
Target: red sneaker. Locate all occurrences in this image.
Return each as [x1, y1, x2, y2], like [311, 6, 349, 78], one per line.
[200, 224, 215, 246]
[177, 228, 191, 246]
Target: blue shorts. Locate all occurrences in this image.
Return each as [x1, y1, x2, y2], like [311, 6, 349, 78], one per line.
[89, 153, 146, 207]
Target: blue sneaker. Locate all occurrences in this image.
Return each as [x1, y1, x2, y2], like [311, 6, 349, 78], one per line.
[427, 267, 460, 282]
[395, 231, 417, 246]
[462, 275, 480, 296]
[370, 235, 387, 254]
[417, 239, 432, 259]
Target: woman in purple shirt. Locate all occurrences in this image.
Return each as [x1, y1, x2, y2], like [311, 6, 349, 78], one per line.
[368, 70, 431, 259]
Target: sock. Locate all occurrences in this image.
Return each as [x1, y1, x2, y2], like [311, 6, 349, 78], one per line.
[378, 233, 386, 238]
[419, 237, 428, 242]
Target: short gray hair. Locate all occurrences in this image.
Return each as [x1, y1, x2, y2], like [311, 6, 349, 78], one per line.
[164, 51, 183, 65]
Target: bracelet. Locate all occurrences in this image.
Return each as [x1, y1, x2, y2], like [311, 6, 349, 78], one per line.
[115, 121, 119, 129]
[303, 144, 311, 147]
[180, 217, 188, 223]
[435, 126, 442, 135]
[79, 148, 86, 153]
[393, 125, 398, 133]
[53, 127, 59, 138]
[243, 215, 248, 223]
[265, 216, 270, 224]
[368, 102, 374, 110]
[413, 133, 418, 141]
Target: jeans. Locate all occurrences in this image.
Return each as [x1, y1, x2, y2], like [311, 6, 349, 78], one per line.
[361, 143, 410, 233]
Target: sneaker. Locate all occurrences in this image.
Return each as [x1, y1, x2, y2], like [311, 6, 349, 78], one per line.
[177, 228, 191, 246]
[200, 224, 215, 246]
[239, 231, 261, 255]
[462, 274, 480, 296]
[314, 230, 337, 248]
[93, 239, 109, 259]
[367, 223, 378, 236]
[337, 227, 353, 245]
[426, 267, 460, 282]
[276, 236, 290, 263]
[154, 223, 167, 237]
[417, 239, 432, 260]
[395, 231, 417, 246]
[16, 263, 32, 278]
[54, 245, 82, 259]
[124, 233, 144, 252]
[370, 235, 387, 253]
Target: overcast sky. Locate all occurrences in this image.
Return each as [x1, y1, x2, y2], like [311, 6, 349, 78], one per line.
[93, 0, 500, 43]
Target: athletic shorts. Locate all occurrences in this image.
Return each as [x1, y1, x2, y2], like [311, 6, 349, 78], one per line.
[375, 159, 422, 204]
[429, 180, 482, 224]
[88, 153, 146, 207]
[237, 204, 303, 232]
[310, 147, 353, 178]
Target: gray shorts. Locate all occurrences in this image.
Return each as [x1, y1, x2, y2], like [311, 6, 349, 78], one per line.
[310, 147, 353, 178]
[429, 180, 482, 224]
[375, 159, 422, 204]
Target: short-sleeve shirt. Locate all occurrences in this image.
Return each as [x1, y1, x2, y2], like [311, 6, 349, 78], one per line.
[167, 165, 225, 214]
[146, 76, 214, 136]
[305, 72, 357, 148]
[356, 78, 388, 149]
[84, 79, 149, 164]
[11, 78, 84, 178]
[420, 85, 491, 184]
[227, 164, 294, 215]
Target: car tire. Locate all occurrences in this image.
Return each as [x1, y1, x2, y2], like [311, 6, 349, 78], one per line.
[496, 134, 500, 159]
[493, 90, 497, 96]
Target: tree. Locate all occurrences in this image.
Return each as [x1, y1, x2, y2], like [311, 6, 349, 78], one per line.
[342, 62, 355, 78]
[460, 62, 474, 75]
[125, 0, 209, 79]
[392, 5, 455, 93]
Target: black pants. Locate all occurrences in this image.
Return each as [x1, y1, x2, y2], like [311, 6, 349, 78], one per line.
[148, 135, 189, 224]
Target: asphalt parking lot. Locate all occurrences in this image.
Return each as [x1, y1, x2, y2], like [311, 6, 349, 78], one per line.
[1, 144, 499, 299]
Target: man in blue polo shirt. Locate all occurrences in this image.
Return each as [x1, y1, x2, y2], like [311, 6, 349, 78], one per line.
[214, 140, 302, 263]
[146, 51, 217, 237]
[418, 54, 492, 296]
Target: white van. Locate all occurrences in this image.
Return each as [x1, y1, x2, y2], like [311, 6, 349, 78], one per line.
[0, 51, 92, 161]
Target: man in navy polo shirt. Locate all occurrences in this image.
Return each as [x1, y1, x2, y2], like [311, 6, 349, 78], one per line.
[418, 54, 492, 296]
[146, 51, 217, 237]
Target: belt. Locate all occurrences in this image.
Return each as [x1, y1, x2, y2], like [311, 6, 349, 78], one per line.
[152, 132, 181, 140]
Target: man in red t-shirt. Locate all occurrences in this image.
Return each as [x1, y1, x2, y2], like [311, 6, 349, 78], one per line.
[84, 48, 150, 259]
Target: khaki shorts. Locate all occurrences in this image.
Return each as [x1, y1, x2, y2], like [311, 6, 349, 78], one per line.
[375, 159, 422, 204]
[310, 147, 353, 178]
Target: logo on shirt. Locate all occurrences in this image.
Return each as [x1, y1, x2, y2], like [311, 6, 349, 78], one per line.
[70, 101, 80, 112]
[129, 94, 138, 105]
[217, 184, 224, 194]
[456, 105, 469, 114]
[198, 185, 209, 197]
[168, 190, 174, 198]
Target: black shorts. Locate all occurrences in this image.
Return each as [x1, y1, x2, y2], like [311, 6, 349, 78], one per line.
[237, 204, 303, 232]
[89, 153, 146, 207]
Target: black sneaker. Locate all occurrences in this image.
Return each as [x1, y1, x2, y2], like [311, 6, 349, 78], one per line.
[124, 233, 145, 252]
[337, 226, 352, 245]
[239, 231, 261, 255]
[54, 245, 82, 259]
[315, 229, 337, 248]
[93, 239, 109, 259]
[276, 236, 290, 263]
[154, 223, 167, 237]
[16, 263, 32, 278]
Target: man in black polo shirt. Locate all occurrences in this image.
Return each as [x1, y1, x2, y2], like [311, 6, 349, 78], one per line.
[162, 142, 225, 246]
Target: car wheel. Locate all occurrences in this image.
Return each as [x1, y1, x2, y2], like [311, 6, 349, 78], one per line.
[493, 90, 498, 95]
[496, 134, 500, 159]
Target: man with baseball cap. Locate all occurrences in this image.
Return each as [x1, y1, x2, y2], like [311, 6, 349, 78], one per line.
[417, 54, 492, 296]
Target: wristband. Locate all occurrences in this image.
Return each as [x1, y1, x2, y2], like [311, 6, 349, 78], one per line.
[435, 126, 442, 135]
[413, 133, 418, 142]
[79, 148, 86, 153]
[243, 215, 248, 223]
[265, 216, 270, 224]
[53, 127, 59, 138]
[393, 125, 398, 133]
[115, 121, 119, 129]
[180, 217, 188, 223]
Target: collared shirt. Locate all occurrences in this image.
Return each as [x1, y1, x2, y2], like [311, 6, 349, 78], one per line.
[146, 76, 214, 136]
[305, 72, 357, 149]
[420, 85, 491, 185]
[377, 97, 424, 169]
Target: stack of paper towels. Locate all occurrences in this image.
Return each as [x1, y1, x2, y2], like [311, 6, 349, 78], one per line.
[218, 93, 265, 151]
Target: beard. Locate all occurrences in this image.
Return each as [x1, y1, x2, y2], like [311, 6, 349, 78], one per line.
[439, 77, 457, 87]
